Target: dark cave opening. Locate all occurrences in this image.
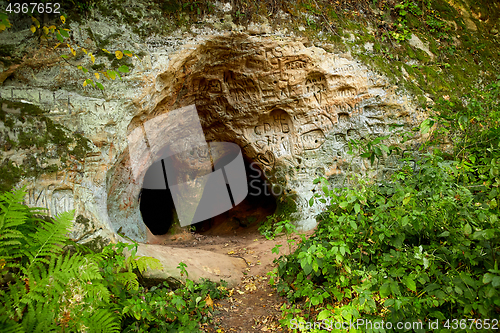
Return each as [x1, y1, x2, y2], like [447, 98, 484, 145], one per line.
[139, 187, 176, 236]
[139, 153, 277, 237]
[193, 156, 277, 235]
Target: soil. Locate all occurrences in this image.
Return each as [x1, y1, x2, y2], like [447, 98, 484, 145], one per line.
[155, 201, 316, 332]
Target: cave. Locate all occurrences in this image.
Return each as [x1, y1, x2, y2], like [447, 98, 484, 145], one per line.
[138, 144, 277, 237]
[105, 35, 395, 243]
[193, 154, 277, 235]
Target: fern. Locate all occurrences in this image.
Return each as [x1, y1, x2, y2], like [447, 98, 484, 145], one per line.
[0, 188, 175, 332]
[84, 309, 121, 333]
[127, 255, 163, 275]
[21, 302, 59, 333]
[24, 210, 75, 275]
[0, 188, 42, 269]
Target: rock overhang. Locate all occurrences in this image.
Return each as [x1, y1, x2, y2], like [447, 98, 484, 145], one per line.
[4, 33, 426, 245]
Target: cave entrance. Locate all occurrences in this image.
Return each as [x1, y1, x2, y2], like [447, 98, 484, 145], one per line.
[193, 155, 277, 236]
[138, 146, 277, 239]
[139, 157, 176, 237]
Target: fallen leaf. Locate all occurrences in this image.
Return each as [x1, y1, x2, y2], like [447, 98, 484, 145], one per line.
[205, 294, 213, 308]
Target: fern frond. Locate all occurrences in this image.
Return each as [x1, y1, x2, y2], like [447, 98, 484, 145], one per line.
[0, 312, 24, 333]
[115, 271, 139, 290]
[1, 280, 25, 322]
[84, 283, 111, 304]
[0, 189, 30, 231]
[0, 189, 33, 263]
[21, 302, 59, 333]
[127, 256, 163, 274]
[84, 309, 120, 333]
[25, 210, 75, 272]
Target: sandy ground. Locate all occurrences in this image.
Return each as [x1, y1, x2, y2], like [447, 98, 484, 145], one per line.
[157, 218, 315, 332]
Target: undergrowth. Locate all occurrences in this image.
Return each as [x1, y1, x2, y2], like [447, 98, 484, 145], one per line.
[268, 80, 500, 332]
[0, 188, 228, 332]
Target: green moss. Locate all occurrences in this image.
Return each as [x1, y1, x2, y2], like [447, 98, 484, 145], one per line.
[83, 235, 110, 252]
[70, 134, 92, 160]
[403, 43, 417, 59]
[159, 0, 182, 13]
[91, 63, 106, 71]
[275, 194, 298, 220]
[0, 99, 44, 116]
[76, 214, 92, 228]
[431, 0, 458, 21]
[414, 48, 431, 62]
[0, 45, 15, 58]
[98, 32, 122, 48]
[0, 159, 22, 192]
[0, 100, 92, 188]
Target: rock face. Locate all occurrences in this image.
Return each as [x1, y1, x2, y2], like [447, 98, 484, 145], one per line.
[0, 33, 425, 245]
[0, 14, 426, 258]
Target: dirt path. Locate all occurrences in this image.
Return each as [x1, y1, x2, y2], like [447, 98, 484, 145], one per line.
[160, 221, 315, 332]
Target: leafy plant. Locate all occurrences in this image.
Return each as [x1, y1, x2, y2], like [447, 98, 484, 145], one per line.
[0, 187, 228, 332]
[19, 14, 134, 90]
[271, 81, 500, 330]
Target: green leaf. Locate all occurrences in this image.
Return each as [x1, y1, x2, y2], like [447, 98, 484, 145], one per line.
[118, 65, 129, 73]
[61, 55, 69, 59]
[59, 28, 69, 38]
[379, 283, 391, 298]
[420, 118, 435, 134]
[56, 32, 63, 42]
[303, 263, 312, 275]
[405, 277, 416, 292]
[402, 193, 412, 205]
[401, 215, 409, 226]
[96, 82, 105, 90]
[309, 197, 314, 207]
[489, 198, 497, 209]
[463, 223, 472, 236]
[339, 201, 349, 209]
[322, 185, 328, 195]
[107, 70, 116, 80]
[354, 203, 360, 214]
[380, 144, 390, 153]
[350, 220, 357, 230]
[317, 309, 331, 321]
[493, 276, 500, 288]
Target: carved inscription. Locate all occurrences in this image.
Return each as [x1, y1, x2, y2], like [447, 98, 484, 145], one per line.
[25, 187, 74, 216]
[224, 70, 260, 103]
[195, 78, 222, 93]
[284, 60, 307, 70]
[257, 150, 276, 167]
[301, 129, 326, 150]
[249, 109, 295, 163]
[332, 64, 355, 74]
[332, 87, 357, 99]
[305, 73, 326, 104]
[51, 190, 74, 216]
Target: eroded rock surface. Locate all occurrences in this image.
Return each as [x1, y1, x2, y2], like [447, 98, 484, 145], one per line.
[0, 6, 430, 286]
[1, 34, 426, 244]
